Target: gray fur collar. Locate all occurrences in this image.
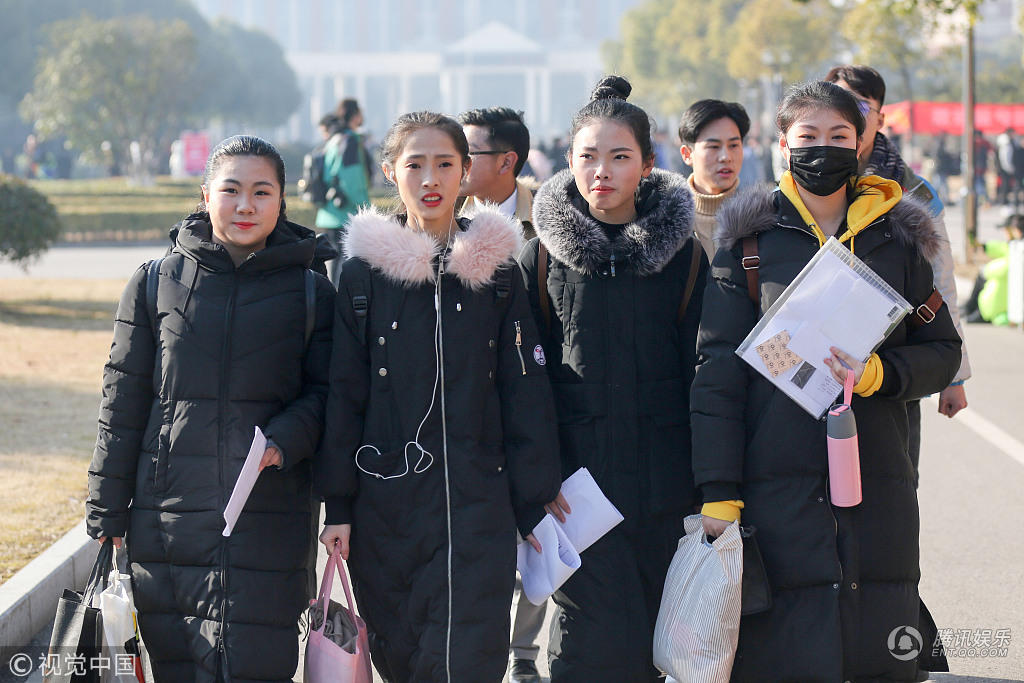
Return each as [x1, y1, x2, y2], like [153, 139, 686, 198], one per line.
[714, 185, 945, 261]
[532, 168, 695, 276]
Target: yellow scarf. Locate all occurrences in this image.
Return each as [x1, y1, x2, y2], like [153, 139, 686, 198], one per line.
[778, 171, 902, 252]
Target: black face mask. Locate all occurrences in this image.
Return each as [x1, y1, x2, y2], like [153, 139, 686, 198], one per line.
[787, 145, 858, 197]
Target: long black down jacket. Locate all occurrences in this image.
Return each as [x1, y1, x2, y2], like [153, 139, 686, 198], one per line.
[519, 168, 706, 519]
[691, 186, 962, 682]
[317, 205, 561, 683]
[519, 168, 705, 681]
[86, 215, 334, 683]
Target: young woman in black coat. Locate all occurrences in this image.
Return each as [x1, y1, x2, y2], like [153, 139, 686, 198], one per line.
[518, 76, 704, 682]
[692, 81, 962, 681]
[86, 136, 335, 682]
[316, 112, 562, 683]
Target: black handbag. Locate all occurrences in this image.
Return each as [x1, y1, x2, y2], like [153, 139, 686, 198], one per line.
[43, 539, 114, 683]
[740, 525, 772, 615]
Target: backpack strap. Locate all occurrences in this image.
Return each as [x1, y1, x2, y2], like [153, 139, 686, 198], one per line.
[906, 287, 943, 330]
[676, 239, 703, 324]
[304, 269, 316, 349]
[493, 266, 513, 310]
[741, 235, 760, 310]
[146, 257, 164, 339]
[537, 241, 551, 337]
[348, 274, 370, 345]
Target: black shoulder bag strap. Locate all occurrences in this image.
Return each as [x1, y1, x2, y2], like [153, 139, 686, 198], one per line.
[304, 269, 316, 349]
[536, 241, 551, 337]
[146, 257, 164, 340]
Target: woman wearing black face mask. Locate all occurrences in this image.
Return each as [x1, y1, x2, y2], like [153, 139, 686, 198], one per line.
[691, 81, 961, 682]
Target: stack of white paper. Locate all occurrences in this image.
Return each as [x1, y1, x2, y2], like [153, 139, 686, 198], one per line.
[516, 467, 624, 605]
[736, 238, 912, 418]
[222, 426, 266, 537]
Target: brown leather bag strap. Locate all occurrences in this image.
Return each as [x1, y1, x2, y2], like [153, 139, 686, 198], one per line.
[907, 287, 943, 329]
[537, 241, 551, 337]
[677, 239, 703, 324]
[741, 235, 760, 307]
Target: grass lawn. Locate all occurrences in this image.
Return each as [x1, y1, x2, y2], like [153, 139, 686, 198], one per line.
[0, 279, 123, 583]
[29, 176, 390, 242]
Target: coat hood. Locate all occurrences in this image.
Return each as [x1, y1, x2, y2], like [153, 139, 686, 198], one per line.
[714, 183, 945, 261]
[343, 204, 523, 290]
[532, 168, 695, 276]
[171, 213, 319, 272]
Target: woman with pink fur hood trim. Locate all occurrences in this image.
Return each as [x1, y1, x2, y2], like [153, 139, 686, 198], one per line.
[315, 112, 563, 683]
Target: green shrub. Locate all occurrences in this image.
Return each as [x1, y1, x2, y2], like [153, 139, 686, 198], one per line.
[0, 175, 62, 263]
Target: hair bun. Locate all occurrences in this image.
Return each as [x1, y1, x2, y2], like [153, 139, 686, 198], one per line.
[590, 75, 631, 102]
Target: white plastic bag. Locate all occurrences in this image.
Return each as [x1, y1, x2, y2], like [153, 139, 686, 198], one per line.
[653, 514, 743, 683]
[92, 547, 144, 682]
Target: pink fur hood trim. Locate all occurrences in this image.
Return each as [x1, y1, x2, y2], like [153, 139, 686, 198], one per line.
[343, 204, 524, 290]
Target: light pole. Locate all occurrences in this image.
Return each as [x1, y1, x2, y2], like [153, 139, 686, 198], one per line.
[962, 17, 977, 263]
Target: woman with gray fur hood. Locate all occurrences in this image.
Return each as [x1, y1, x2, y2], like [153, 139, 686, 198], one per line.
[518, 76, 706, 682]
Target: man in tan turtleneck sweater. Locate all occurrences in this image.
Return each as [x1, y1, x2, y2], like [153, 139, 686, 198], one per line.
[678, 99, 751, 259]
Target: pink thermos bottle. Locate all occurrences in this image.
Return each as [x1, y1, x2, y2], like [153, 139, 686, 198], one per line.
[827, 369, 862, 507]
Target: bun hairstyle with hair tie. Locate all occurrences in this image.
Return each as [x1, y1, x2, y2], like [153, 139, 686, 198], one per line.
[569, 75, 654, 163]
[590, 75, 632, 102]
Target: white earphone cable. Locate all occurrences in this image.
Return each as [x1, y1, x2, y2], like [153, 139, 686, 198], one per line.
[349, 212, 458, 680]
[353, 217, 456, 481]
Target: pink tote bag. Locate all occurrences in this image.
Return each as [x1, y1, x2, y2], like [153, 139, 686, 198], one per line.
[304, 546, 372, 683]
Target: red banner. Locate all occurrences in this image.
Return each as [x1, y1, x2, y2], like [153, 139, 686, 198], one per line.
[883, 101, 1024, 135]
[181, 132, 210, 176]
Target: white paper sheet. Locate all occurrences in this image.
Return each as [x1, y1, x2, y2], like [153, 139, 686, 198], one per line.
[516, 515, 581, 605]
[222, 426, 266, 537]
[555, 467, 625, 553]
[785, 326, 833, 368]
[515, 468, 624, 605]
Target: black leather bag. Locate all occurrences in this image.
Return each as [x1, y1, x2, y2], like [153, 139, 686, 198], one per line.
[43, 540, 113, 682]
[740, 525, 772, 615]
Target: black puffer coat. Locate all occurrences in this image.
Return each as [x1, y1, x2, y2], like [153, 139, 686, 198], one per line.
[86, 215, 334, 683]
[691, 186, 961, 682]
[317, 205, 561, 683]
[520, 168, 706, 519]
[520, 169, 704, 682]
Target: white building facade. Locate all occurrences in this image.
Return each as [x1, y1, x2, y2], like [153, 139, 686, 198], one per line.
[192, 0, 642, 142]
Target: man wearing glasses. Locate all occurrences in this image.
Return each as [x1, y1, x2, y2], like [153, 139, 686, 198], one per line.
[458, 107, 539, 241]
[826, 64, 972, 476]
[457, 105, 544, 683]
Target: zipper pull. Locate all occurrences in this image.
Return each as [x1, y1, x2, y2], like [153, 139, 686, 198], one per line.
[514, 321, 526, 375]
[610, 252, 616, 277]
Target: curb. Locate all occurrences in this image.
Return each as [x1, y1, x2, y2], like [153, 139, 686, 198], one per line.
[0, 521, 97, 648]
